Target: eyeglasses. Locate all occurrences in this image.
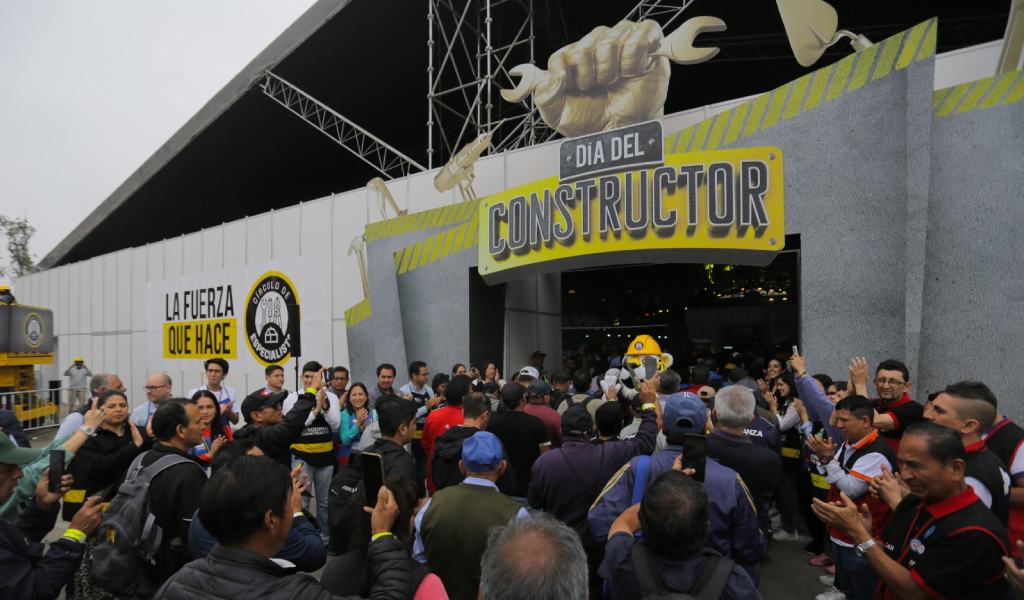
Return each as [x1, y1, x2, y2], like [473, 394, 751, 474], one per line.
[143, 384, 170, 391]
[874, 377, 906, 386]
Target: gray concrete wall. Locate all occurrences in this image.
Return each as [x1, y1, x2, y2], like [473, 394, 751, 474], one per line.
[919, 98, 1024, 417]
[395, 250, 475, 382]
[723, 58, 935, 387]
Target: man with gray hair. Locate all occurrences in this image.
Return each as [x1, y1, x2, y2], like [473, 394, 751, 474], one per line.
[480, 514, 588, 600]
[55, 372, 125, 439]
[707, 385, 781, 533]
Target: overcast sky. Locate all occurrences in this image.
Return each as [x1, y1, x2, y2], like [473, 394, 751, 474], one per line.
[0, 1, 317, 266]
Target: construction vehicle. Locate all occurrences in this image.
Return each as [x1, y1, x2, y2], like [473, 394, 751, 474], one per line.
[0, 302, 56, 426]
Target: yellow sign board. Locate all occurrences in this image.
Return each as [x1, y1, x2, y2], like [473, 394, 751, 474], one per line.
[478, 147, 784, 281]
[163, 318, 237, 359]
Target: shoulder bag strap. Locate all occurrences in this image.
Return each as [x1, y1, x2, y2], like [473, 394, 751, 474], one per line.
[630, 541, 670, 597]
[690, 555, 735, 600]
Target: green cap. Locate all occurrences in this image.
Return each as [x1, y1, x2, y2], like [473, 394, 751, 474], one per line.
[0, 434, 42, 466]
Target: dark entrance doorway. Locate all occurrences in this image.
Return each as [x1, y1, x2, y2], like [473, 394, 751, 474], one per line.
[559, 239, 800, 376]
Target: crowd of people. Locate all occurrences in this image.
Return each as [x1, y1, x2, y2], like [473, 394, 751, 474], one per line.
[2, 348, 1024, 599]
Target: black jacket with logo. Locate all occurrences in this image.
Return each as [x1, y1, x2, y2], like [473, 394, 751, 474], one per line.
[235, 393, 315, 468]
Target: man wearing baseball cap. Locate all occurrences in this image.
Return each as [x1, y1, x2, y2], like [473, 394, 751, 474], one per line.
[0, 435, 104, 599]
[414, 431, 527, 600]
[234, 379, 317, 469]
[589, 388, 766, 583]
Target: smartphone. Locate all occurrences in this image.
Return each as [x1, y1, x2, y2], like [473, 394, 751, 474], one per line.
[792, 345, 799, 357]
[48, 449, 65, 493]
[361, 451, 385, 508]
[681, 434, 707, 482]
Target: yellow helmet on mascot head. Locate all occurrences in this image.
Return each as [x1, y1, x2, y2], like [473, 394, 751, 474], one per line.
[623, 335, 673, 382]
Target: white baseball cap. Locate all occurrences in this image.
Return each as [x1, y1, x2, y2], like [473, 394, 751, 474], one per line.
[518, 366, 540, 380]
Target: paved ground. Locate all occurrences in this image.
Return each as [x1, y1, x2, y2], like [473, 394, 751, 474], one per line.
[27, 426, 833, 599]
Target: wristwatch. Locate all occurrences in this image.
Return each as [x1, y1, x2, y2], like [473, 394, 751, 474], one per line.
[78, 425, 97, 437]
[854, 538, 877, 557]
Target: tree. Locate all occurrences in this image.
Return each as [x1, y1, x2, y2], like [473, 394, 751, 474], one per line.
[0, 215, 36, 278]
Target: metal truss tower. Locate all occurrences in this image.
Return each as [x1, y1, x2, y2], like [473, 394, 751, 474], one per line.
[260, 71, 426, 179]
[427, 0, 558, 169]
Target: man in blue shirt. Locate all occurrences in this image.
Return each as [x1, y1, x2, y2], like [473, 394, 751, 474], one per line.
[589, 391, 765, 581]
[600, 469, 760, 599]
[131, 372, 174, 427]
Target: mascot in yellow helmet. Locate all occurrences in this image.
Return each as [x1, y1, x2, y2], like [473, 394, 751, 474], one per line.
[599, 334, 673, 401]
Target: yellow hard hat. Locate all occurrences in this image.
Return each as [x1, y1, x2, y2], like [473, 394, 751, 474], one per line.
[74, 356, 84, 362]
[0, 285, 9, 291]
[625, 335, 662, 357]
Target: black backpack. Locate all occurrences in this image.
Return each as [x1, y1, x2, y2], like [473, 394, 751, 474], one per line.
[89, 452, 204, 596]
[630, 543, 734, 600]
[327, 455, 370, 555]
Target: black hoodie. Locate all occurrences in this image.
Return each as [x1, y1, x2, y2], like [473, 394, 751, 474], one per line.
[430, 426, 517, 494]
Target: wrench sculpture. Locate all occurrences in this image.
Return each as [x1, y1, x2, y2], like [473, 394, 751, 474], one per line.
[500, 17, 726, 137]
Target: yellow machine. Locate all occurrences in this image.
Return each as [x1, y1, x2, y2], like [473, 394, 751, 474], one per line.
[0, 302, 56, 423]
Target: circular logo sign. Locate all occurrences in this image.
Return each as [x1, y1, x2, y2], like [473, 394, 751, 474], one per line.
[24, 312, 43, 348]
[244, 272, 300, 365]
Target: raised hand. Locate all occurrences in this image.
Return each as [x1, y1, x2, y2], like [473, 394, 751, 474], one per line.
[35, 469, 73, 507]
[805, 433, 836, 462]
[130, 421, 144, 448]
[69, 496, 104, 535]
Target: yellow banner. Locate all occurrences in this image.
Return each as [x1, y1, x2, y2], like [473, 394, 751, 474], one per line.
[478, 147, 784, 281]
[163, 318, 237, 359]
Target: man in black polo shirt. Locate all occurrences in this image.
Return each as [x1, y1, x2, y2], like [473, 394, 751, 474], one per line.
[487, 383, 550, 500]
[924, 380, 1010, 525]
[706, 385, 781, 533]
[813, 421, 1009, 599]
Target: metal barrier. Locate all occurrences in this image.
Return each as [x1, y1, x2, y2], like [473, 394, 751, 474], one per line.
[0, 387, 79, 431]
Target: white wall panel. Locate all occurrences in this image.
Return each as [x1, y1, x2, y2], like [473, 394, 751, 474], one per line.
[79, 261, 92, 334]
[330, 194, 366, 319]
[103, 254, 117, 331]
[116, 251, 132, 331]
[147, 243, 165, 282]
[300, 199, 332, 257]
[182, 231, 203, 274]
[57, 266, 71, 335]
[201, 227, 225, 272]
[130, 332, 147, 409]
[164, 237, 183, 279]
[223, 221, 246, 268]
[272, 206, 301, 259]
[245, 214, 272, 264]
[104, 335, 117, 380]
[116, 333, 132, 396]
[505, 143, 559, 190]
[131, 248, 148, 330]
[407, 174, 446, 214]
[91, 335, 104, 374]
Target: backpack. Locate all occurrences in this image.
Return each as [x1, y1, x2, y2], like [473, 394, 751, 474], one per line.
[630, 542, 734, 600]
[89, 452, 203, 596]
[327, 454, 370, 555]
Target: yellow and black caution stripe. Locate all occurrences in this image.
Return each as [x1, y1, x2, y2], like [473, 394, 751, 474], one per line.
[392, 208, 481, 276]
[364, 198, 482, 242]
[664, 19, 937, 154]
[932, 69, 1024, 118]
[344, 298, 372, 329]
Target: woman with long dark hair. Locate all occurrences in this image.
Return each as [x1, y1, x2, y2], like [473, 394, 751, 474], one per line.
[63, 389, 145, 519]
[339, 383, 375, 464]
[190, 389, 233, 465]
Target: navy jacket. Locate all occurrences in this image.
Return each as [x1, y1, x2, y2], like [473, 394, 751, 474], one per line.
[0, 409, 30, 448]
[0, 498, 85, 600]
[189, 512, 326, 573]
[588, 446, 765, 566]
[599, 533, 761, 600]
[529, 407, 658, 533]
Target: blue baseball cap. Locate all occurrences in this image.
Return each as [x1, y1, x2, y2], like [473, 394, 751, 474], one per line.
[462, 431, 504, 473]
[662, 392, 707, 435]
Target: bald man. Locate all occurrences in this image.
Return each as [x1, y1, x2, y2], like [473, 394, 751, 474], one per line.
[131, 372, 174, 427]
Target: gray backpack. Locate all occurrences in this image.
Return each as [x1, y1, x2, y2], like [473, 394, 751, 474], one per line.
[630, 542, 735, 600]
[89, 452, 204, 596]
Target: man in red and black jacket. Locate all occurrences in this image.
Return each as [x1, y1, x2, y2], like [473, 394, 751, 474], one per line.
[983, 397, 1024, 556]
[924, 381, 1011, 526]
[857, 359, 924, 453]
[806, 395, 896, 600]
[813, 421, 1009, 600]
